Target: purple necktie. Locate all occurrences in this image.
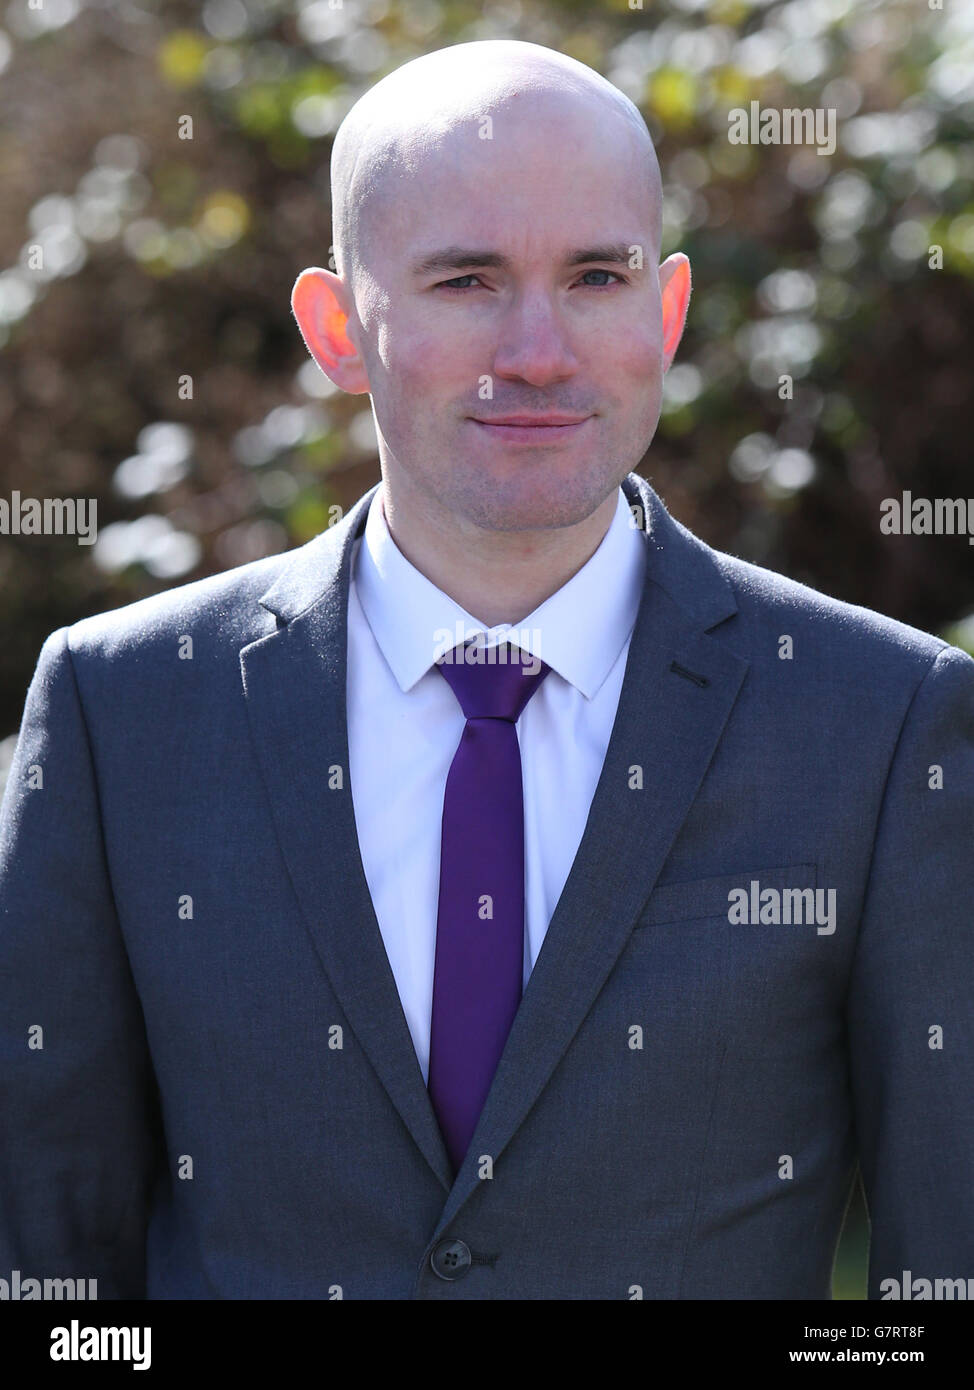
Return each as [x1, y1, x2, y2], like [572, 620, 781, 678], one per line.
[428, 640, 551, 1173]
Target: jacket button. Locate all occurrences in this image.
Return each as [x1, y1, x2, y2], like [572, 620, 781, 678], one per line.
[430, 1238, 472, 1280]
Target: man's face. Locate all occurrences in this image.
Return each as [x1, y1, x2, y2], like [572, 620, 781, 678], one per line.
[345, 99, 668, 532]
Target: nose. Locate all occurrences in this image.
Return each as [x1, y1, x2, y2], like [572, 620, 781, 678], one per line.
[490, 290, 580, 386]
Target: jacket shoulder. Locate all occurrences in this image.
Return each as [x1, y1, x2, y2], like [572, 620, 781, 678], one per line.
[709, 545, 963, 677]
[62, 548, 297, 664]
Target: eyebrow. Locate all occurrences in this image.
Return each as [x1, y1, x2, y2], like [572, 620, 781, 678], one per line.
[410, 243, 635, 278]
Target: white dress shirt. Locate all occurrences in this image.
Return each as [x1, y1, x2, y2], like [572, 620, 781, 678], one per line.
[346, 484, 647, 1084]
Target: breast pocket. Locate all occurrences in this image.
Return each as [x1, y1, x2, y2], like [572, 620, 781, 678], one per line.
[620, 860, 830, 1088]
[634, 862, 819, 928]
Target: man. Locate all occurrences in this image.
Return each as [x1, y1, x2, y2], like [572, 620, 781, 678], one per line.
[1, 39, 972, 1302]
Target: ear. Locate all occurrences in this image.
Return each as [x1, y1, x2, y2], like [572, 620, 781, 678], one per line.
[658, 253, 692, 372]
[290, 267, 371, 394]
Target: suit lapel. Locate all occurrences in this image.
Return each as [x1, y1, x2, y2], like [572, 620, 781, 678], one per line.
[240, 472, 749, 1218]
[240, 484, 454, 1193]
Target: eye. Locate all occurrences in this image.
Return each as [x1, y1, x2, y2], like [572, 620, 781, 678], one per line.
[435, 275, 484, 292]
[578, 269, 627, 287]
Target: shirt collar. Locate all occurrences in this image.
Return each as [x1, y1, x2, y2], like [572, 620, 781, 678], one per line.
[353, 483, 647, 699]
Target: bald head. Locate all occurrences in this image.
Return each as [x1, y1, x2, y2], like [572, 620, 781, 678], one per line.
[330, 39, 662, 292]
[292, 37, 690, 554]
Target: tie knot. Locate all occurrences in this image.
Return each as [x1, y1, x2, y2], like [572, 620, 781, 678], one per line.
[435, 640, 550, 722]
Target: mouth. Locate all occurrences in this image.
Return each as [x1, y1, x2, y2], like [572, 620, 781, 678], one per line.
[469, 415, 593, 445]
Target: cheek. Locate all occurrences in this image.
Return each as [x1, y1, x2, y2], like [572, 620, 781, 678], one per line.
[620, 313, 663, 373]
[378, 319, 474, 400]
[593, 320, 662, 403]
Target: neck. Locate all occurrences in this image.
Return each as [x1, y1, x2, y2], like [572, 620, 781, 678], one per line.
[378, 478, 618, 629]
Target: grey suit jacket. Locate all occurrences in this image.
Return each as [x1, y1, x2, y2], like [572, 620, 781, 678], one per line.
[1, 471, 972, 1299]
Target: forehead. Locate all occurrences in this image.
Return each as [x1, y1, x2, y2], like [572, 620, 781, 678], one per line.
[372, 113, 656, 269]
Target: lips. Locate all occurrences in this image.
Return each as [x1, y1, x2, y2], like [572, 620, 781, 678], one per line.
[474, 415, 590, 427]
[470, 415, 592, 444]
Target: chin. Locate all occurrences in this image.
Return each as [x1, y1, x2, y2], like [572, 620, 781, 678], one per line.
[459, 476, 610, 533]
